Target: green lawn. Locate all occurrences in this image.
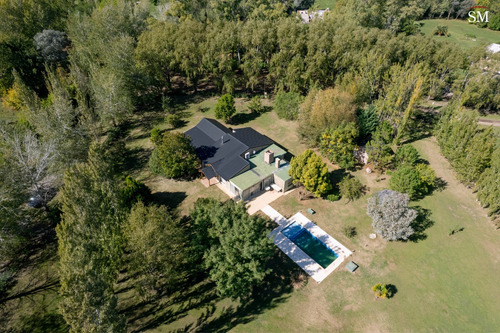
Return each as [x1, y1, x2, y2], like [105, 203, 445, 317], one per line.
[314, 0, 336, 9]
[420, 19, 500, 49]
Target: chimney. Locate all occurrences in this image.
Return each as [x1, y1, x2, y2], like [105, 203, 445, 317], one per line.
[264, 150, 274, 164]
[275, 157, 281, 169]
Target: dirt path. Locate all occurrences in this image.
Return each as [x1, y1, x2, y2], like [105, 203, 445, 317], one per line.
[478, 118, 500, 127]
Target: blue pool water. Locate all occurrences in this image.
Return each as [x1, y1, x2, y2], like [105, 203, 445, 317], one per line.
[282, 221, 338, 268]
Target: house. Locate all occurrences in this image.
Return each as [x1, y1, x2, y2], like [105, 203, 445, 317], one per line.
[185, 118, 293, 201]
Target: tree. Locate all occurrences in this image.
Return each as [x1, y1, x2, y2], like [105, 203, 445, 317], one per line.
[367, 190, 417, 241]
[191, 199, 274, 300]
[289, 149, 332, 197]
[389, 166, 423, 200]
[248, 96, 265, 114]
[149, 131, 199, 179]
[33, 29, 69, 64]
[433, 25, 448, 36]
[274, 90, 302, 120]
[124, 202, 187, 299]
[214, 94, 236, 123]
[121, 176, 151, 208]
[57, 144, 126, 332]
[338, 175, 363, 202]
[357, 104, 379, 141]
[366, 139, 393, 172]
[488, 13, 500, 30]
[372, 284, 392, 298]
[394, 144, 420, 167]
[320, 121, 359, 169]
[299, 88, 357, 145]
[476, 147, 500, 223]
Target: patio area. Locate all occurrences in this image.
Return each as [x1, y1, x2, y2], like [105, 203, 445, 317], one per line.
[246, 188, 294, 215]
[262, 205, 352, 283]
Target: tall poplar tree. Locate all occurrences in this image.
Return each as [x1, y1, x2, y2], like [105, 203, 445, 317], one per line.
[57, 144, 126, 332]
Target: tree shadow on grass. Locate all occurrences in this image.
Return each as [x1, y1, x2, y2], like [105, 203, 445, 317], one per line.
[409, 207, 434, 242]
[402, 108, 440, 145]
[230, 111, 261, 125]
[122, 146, 152, 175]
[151, 191, 187, 210]
[386, 284, 398, 299]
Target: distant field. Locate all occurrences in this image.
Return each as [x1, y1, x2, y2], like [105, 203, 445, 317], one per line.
[314, 0, 336, 9]
[420, 19, 500, 49]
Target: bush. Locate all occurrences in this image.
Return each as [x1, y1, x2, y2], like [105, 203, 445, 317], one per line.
[248, 96, 265, 114]
[488, 13, 500, 30]
[343, 226, 357, 238]
[165, 114, 182, 128]
[327, 193, 340, 202]
[150, 127, 162, 144]
[434, 25, 448, 36]
[338, 175, 363, 202]
[214, 94, 236, 122]
[372, 284, 392, 298]
[274, 91, 302, 120]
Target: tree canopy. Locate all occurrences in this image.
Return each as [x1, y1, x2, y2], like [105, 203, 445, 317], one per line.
[290, 149, 332, 197]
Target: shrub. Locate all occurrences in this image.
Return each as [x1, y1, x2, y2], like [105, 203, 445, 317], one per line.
[434, 25, 448, 36]
[289, 149, 332, 197]
[248, 96, 265, 114]
[214, 94, 236, 122]
[327, 193, 341, 202]
[357, 105, 379, 140]
[343, 226, 357, 238]
[488, 13, 500, 31]
[274, 91, 302, 120]
[372, 284, 391, 298]
[150, 127, 162, 144]
[389, 163, 436, 199]
[165, 114, 182, 128]
[338, 175, 363, 202]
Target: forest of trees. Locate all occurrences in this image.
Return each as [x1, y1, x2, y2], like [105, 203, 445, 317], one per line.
[1, 0, 500, 331]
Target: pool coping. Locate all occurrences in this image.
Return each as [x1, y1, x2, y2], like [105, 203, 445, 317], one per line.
[265, 206, 352, 283]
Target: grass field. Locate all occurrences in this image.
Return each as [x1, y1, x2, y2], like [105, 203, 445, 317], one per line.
[314, 0, 336, 9]
[130, 97, 500, 332]
[420, 19, 500, 49]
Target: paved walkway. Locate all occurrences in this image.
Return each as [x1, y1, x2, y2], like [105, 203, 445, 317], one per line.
[247, 189, 294, 215]
[262, 205, 352, 283]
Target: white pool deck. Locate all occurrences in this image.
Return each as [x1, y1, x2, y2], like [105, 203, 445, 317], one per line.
[262, 205, 352, 283]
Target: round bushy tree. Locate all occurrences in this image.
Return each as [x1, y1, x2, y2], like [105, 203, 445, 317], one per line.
[320, 121, 359, 169]
[338, 175, 363, 202]
[214, 94, 236, 122]
[149, 131, 199, 179]
[367, 190, 417, 241]
[290, 149, 332, 197]
[389, 164, 436, 199]
[274, 91, 302, 120]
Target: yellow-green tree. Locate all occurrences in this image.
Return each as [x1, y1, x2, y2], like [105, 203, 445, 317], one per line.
[290, 149, 332, 197]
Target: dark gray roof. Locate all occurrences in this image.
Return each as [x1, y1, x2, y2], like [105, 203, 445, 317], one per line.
[231, 128, 273, 149]
[185, 118, 276, 180]
[201, 166, 217, 180]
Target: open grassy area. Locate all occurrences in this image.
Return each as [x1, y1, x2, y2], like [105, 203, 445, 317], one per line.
[314, 0, 336, 9]
[420, 19, 500, 49]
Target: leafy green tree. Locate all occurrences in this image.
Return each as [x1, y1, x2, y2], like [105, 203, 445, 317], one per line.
[338, 175, 364, 202]
[121, 176, 151, 208]
[290, 149, 332, 197]
[248, 96, 265, 114]
[372, 284, 391, 298]
[357, 104, 379, 141]
[214, 94, 237, 122]
[488, 13, 500, 30]
[57, 144, 126, 332]
[320, 122, 359, 169]
[433, 25, 448, 36]
[149, 131, 199, 179]
[191, 199, 274, 300]
[367, 190, 417, 241]
[389, 163, 436, 200]
[435, 102, 496, 184]
[476, 147, 500, 222]
[366, 139, 393, 172]
[124, 202, 187, 299]
[274, 90, 302, 120]
[375, 62, 426, 143]
[299, 88, 357, 145]
[394, 144, 420, 167]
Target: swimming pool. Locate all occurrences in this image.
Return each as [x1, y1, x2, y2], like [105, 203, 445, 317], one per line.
[281, 221, 338, 268]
